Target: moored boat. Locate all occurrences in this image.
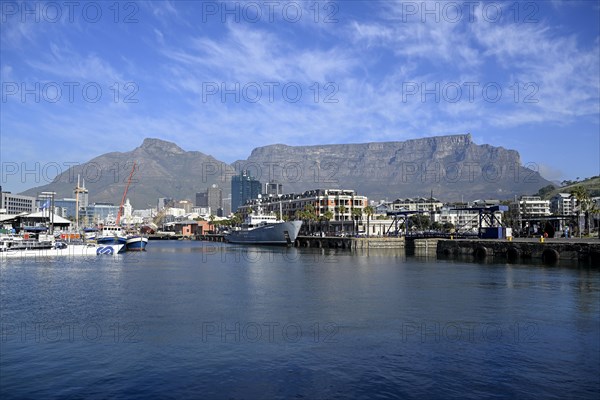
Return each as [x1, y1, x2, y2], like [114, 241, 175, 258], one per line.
[125, 235, 148, 251]
[225, 212, 302, 245]
[95, 225, 128, 250]
[0, 235, 125, 259]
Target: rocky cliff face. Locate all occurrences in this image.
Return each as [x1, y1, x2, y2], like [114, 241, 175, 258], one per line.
[236, 134, 550, 202]
[22, 134, 552, 207]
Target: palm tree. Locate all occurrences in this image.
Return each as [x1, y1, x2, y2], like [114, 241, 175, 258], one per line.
[364, 205, 374, 237]
[337, 204, 347, 235]
[351, 208, 363, 236]
[231, 212, 243, 227]
[321, 210, 334, 236]
[303, 204, 317, 235]
[571, 185, 591, 236]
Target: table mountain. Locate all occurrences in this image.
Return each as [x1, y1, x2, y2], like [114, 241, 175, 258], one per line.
[235, 134, 552, 202]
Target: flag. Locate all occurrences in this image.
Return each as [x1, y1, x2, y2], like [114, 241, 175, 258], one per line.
[41, 200, 50, 210]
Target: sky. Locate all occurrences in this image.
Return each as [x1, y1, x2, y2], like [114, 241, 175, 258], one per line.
[1, 0, 599, 194]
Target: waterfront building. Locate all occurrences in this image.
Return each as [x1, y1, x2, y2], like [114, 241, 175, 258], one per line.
[390, 197, 443, 213]
[238, 189, 368, 234]
[374, 201, 392, 216]
[45, 198, 77, 219]
[231, 171, 262, 212]
[550, 193, 578, 215]
[0, 191, 36, 214]
[515, 196, 551, 217]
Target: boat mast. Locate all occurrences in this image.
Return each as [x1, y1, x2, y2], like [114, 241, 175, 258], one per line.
[116, 162, 137, 226]
[73, 175, 86, 230]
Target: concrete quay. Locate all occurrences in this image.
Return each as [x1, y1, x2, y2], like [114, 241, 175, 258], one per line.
[294, 236, 405, 249]
[437, 238, 600, 264]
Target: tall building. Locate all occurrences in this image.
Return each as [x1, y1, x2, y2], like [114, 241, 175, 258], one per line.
[177, 200, 193, 213]
[207, 184, 222, 215]
[231, 171, 262, 212]
[157, 197, 174, 210]
[222, 196, 232, 217]
[196, 192, 208, 207]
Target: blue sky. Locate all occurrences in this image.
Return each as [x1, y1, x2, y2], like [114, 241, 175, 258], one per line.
[1, 0, 599, 193]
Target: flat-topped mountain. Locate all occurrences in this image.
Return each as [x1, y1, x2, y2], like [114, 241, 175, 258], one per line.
[22, 134, 553, 207]
[236, 134, 551, 202]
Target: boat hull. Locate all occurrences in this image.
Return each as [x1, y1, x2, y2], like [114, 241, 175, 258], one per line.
[97, 236, 128, 245]
[226, 221, 302, 245]
[126, 236, 148, 251]
[1, 243, 125, 259]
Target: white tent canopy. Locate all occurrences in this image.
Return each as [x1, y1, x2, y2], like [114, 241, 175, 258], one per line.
[21, 211, 72, 225]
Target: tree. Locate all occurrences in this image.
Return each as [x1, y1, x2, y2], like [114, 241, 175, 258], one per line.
[321, 210, 334, 236]
[536, 184, 556, 199]
[351, 207, 363, 236]
[442, 222, 455, 233]
[571, 186, 592, 236]
[337, 204, 347, 235]
[303, 204, 317, 235]
[410, 214, 431, 231]
[364, 205, 374, 237]
[431, 221, 442, 231]
[231, 212, 243, 226]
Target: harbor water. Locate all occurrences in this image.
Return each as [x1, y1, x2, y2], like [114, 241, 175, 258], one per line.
[1, 241, 599, 399]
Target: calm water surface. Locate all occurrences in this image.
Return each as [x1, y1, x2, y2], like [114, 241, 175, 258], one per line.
[1, 241, 599, 399]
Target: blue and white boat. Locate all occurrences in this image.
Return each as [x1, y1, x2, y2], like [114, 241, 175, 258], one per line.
[0, 234, 125, 259]
[96, 225, 127, 251]
[125, 235, 148, 251]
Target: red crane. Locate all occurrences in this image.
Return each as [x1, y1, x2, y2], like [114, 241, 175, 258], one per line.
[116, 161, 137, 225]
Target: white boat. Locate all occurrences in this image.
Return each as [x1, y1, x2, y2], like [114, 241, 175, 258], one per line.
[0, 235, 125, 259]
[225, 212, 302, 245]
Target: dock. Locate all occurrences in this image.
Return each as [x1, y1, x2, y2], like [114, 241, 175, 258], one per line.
[193, 234, 599, 265]
[436, 238, 600, 264]
[295, 236, 405, 249]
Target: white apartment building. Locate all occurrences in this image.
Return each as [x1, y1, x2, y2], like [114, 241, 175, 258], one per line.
[515, 196, 551, 217]
[550, 193, 578, 215]
[390, 197, 443, 213]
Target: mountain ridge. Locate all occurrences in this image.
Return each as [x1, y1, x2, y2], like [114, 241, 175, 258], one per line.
[21, 134, 553, 208]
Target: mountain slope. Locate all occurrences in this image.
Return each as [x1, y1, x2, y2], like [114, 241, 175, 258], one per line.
[21, 138, 230, 208]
